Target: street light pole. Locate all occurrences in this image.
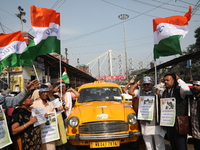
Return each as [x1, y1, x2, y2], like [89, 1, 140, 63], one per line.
[118, 14, 129, 80]
[15, 6, 26, 31]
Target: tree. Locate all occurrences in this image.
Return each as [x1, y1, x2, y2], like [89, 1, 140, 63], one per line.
[194, 27, 200, 47]
[183, 26, 200, 81]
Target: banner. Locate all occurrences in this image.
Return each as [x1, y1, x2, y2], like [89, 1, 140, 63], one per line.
[0, 105, 12, 149]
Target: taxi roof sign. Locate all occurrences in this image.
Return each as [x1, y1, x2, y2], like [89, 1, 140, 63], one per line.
[94, 81, 105, 84]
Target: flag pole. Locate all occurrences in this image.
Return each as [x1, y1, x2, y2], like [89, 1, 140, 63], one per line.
[59, 55, 62, 97]
[154, 60, 159, 123]
[32, 61, 39, 81]
[154, 60, 157, 87]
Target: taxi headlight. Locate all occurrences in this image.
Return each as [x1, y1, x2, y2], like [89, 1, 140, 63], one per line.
[128, 113, 137, 124]
[68, 116, 79, 127]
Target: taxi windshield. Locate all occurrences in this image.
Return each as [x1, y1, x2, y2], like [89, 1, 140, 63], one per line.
[78, 87, 122, 103]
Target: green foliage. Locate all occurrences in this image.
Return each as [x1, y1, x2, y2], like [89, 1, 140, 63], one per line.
[182, 26, 200, 81]
[194, 27, 200, 47]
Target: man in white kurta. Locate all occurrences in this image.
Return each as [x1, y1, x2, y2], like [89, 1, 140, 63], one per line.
[129, 76, 165, 150]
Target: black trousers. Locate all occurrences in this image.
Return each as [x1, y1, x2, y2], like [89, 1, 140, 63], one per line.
[193, 138, 200, 150]
[166, 126, 188, 150]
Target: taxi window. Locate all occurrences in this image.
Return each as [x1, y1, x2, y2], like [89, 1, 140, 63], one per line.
[78, 87, 122, 103]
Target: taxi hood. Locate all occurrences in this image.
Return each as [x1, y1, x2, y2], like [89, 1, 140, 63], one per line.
[76, 101, 125, 123]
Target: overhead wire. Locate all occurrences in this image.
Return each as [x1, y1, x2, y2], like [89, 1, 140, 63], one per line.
[0, 17, 5, 33]
[54, 0, 67, 10]
[1, 24, 14, 33]
[152, 0, 190, 9]
[70, 42, 152, 56]
[0, 8, 16, 17]
[101, 0, 159, 18]
[178, 0, 197, 6]
[62, 0, 199, 44]
[51, 0, 61, 9]
[66, 0, 171, 66]
[192, 0, 200, 15]
[132, 0, 200, 15]
[0, 1, 198, 67]
[67, 36, 151, 49]
[62, 0, 170, 43]
[66, 0, 199, 66]
[0, 8, 20, 33]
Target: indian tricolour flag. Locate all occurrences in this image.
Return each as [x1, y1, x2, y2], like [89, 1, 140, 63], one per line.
[61, 67, 70, 83]
[0, 31, 27, 74]
[20, 5, 60, 64]
[153, 6, 192, 60]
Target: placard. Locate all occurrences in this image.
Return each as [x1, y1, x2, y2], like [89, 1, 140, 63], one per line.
[32, 107, 46, 127]
[50, 98, 64, 114]
[160, 98, 176, 126]
[41, 112, 60, 143]
[0, 106, 12, 149]
[137, 96, 154, 120]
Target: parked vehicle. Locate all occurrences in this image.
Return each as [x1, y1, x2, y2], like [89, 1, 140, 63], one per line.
[67, 81, 140, 149]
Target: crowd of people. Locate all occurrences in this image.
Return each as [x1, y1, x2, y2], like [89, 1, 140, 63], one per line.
[1, 73, 200, 150]
[125, 73, 200, 150]
[0, 79, 80, 150]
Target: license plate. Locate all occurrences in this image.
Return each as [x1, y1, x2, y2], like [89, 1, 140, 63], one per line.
[90, 140, 120, 148]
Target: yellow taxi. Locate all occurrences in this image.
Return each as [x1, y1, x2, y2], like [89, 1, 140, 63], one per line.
[67, 81, 140, 149]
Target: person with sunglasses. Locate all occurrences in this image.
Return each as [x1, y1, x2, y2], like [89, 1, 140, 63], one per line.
[190, 80, 200, 150]
[128, 76, 166, 150]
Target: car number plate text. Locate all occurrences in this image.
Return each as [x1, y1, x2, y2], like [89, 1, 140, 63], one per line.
[90, 140, 120, 148]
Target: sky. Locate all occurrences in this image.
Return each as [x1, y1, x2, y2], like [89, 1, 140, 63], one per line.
[0, 0, 200, 76]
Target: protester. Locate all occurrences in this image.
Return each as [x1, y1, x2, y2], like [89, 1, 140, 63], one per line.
[1, 84, 11, 95]
[124, 78, 139, 113]
[54, 83, 80, 119]
[31, 84, 56, 150]
[11, 95, 42, 150]
[190, 80, 200, 150]
[123, 77, 135, 93]
[45, 82, 67, 150]
[0, 79, 40, 108]
[162, 73, 190, 150]
[128, 76, 166, 150]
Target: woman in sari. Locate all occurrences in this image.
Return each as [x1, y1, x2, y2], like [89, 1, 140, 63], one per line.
[11, 95, 42, 150]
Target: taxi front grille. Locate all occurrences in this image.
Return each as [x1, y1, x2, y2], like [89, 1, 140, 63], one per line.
[79, 121, 128, 134]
